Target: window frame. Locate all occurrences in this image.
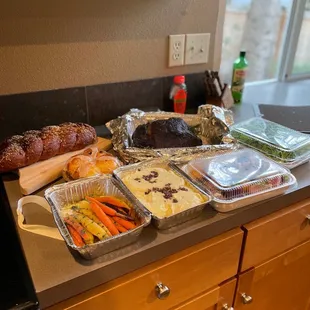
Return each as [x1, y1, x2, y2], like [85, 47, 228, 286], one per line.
[278, 0, 309, 81]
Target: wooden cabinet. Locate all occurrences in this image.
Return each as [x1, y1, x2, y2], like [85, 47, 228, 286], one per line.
[241, 198, 310, 271]
[49, 229, 242, 310]
[48, 200, 310, 310]
[235, 238, 310, 310]
[174, 279, 236, 310]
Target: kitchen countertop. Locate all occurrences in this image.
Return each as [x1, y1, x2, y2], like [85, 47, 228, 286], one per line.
[3, 102, 310, 309]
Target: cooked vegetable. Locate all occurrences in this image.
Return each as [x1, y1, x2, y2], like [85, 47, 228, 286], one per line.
[86, 196, 133, 221]
[232, 131, 296, 161]
[86, 196, 116, 216]
[62, 193, 141, 247]
[73, 212, 109, 240]
[95, 196, 131, 212]
[231, 119, 310, 161]
[113, 216, 136, 230]
[102, 202, 128, 216]
[75, 200, 91, 210]
[66, 224, 85, 247]
[63, 216, 94, 244]
[115, 223, 127, 233]
[109, 216, 128, 233]
[90, 202, 119, 236]
[71, 206, 112, 237]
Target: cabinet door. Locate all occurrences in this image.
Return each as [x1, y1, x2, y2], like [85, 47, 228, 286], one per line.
[174, 279, 236, 310]
[242, 198, 310, 271]
[50, 230, 242, 310]
[235, 239, 310, 310]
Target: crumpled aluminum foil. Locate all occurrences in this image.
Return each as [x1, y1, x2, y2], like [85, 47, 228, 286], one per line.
[166, 143, 240, 163]
[198, 104, 234, 126]
[106, 105, 236, 163]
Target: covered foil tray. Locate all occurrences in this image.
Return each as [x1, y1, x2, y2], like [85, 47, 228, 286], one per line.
[106, 106, 235, 163]
[113, 158, 211, 229]
[174, 149, 297, 213]
[45, 175, 151, 259]
[211, 176, 296, 212]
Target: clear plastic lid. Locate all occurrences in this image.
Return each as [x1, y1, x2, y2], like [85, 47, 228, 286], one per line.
[185, 149, 293, 201]
[231, 117, 310, 162]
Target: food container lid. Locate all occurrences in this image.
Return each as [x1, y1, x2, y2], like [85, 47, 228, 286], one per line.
[231, 117, 310, 162]
[184, 149, 293, 201]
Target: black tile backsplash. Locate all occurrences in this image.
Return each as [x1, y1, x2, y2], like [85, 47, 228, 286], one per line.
[0, 73, 206, 140]
[0, 87, 87, 141]
[86, 78, 163, 126]
[186, 72, 207, 107]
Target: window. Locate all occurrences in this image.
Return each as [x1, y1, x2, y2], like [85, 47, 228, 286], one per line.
[221, 0, 310, 83]
[293, 6, 310, 74]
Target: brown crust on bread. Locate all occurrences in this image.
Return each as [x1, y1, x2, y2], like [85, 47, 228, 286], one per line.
[0, 123, 97, 172]
[40, 126, 62, 160]
[74, 123, 97, 151]
[58, 123, 78, 154]
[22, 133, 43, 165]
[0, 136, 26, 172]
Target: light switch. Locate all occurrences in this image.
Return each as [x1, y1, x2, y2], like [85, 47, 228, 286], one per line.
[185, 33, 210, 65]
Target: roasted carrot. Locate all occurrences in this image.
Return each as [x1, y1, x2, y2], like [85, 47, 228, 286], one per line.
[108, 216, 128, 233]
[72, 206, 112, 237]
[95, 196, 131, 211]
[66, 224, 85, 247]
[115, 223, 127, 233]
[113, 216, 136, 230]
[86, 196, 133, 221]
[103, 203, 128, 216]
[64, 216, 94, 244]
[89, 202, 119, 236]
[86, 196, 116, 216]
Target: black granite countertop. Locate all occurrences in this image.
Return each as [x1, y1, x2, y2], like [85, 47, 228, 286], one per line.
[3, 102, 310, 309]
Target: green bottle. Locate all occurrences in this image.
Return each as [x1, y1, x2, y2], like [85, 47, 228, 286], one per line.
[231, 51, 248, 104]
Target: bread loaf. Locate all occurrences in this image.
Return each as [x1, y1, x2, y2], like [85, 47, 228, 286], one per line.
[0, 123, 97, 172]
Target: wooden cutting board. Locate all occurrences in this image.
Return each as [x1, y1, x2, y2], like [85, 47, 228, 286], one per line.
[19, 137, 112, 195]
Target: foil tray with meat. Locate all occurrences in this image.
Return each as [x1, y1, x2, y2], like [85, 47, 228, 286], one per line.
[106, 105, 235, 163]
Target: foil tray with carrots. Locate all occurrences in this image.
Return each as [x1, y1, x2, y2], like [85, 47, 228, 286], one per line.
[45, 175, 151, 259]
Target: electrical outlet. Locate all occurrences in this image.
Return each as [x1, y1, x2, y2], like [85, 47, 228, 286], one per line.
[185, 33, 210, 65]
[169, 34, 185, 67]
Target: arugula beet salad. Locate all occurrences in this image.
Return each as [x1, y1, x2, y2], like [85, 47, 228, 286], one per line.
[231, 117, 310, 166]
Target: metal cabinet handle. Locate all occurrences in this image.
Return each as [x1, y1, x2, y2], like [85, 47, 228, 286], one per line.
[241, 293, 253, 304]
[155, 282, 170, 300]
[222, 303, 234, 310]
[306, 214, 310, 222]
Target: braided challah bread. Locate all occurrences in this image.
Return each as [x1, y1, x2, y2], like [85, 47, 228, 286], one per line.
[0, 123, 97, 172]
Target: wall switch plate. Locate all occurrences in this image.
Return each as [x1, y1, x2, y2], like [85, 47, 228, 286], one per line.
[185, 33, 210, 65]
[169, 34, 185, 67]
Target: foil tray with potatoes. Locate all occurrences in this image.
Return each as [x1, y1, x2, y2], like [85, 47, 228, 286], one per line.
[113, 158, 211, 230]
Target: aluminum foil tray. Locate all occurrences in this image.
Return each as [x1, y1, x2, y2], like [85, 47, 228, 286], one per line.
[174, 150, 297, 213]
[106, 106, 235, 163]
[113, 158, 211, 229]
[45, 175, 151, 259]
[211, 175, 296, 212]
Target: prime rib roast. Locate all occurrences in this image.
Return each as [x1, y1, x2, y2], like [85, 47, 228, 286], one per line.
[132, 118, 202, 149]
